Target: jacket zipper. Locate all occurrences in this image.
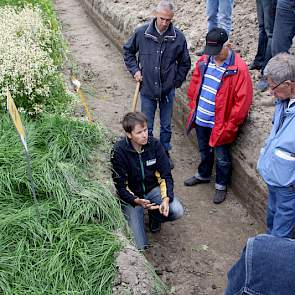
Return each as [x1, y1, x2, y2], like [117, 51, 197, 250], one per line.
[138, 153, 146, 197]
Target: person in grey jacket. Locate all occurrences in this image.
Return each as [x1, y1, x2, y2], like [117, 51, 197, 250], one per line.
[257, 53, 295, 238]
[123, 0, 191, 168]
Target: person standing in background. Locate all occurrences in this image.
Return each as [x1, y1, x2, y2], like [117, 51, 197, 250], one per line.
[271, 0, 295, 56]
[123, 0, 191, 169]
[206, 0, 234, 37]
[184, 28, 252, 204]
[249, 0, 277, 92]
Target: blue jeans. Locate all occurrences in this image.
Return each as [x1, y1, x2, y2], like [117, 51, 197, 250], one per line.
[141, 89, 175, 152]
[195, 125, 231, 190]
[266, 184, 295, 238]
[206, 0, 234, 36]
[254, 0, 277, 72]
[272, 0, 295, 56]
[122, 186, 184, 250]
[225, 234, 295, 295]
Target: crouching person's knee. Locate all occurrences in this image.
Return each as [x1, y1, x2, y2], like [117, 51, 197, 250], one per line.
[169, 196, 184, 220]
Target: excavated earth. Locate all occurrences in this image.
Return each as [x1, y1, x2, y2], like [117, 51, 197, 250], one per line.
[53, 0, 291, 294]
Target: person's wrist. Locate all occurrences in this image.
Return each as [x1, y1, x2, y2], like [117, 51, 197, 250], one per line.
[162, 196, 169, 203]
[134, 197, 140, 205]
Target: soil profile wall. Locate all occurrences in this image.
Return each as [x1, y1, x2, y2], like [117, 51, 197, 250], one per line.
[80, 0, 268, 224]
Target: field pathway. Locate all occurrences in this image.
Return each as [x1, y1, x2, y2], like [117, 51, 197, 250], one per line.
[54, 0, 263, 294]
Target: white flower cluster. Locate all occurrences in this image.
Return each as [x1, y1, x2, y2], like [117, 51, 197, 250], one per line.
[0, 6, 61, 115]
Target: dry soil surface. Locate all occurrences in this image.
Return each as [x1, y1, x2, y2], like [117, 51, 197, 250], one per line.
[55, 0, 266, 294]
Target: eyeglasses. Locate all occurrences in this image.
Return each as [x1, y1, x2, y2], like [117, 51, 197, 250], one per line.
[270, 80, 287, 91]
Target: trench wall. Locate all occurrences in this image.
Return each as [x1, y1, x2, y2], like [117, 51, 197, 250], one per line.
[79, 0, 267, 225]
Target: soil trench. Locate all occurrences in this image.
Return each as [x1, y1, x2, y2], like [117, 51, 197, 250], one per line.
[54, 0, 264, 294]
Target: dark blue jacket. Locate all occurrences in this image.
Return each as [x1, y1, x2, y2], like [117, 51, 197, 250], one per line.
[111, 136, 174, 206]
[123, 18, 191, 99]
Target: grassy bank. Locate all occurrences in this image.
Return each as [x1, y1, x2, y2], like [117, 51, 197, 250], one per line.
[0, 114, 125, 294]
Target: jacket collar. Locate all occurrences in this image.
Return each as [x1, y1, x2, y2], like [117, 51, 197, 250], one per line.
[144, 18, 176, 42]
[123, 137, 151, 153]
[203, 49, 236, 67]
[199, 50, 238, 77]
[275, 98, 295, 113]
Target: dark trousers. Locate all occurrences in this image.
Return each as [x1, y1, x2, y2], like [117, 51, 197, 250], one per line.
[272, 0, 295, 56]
[254, 0, 277, 72]
[196, 125, 232, 190]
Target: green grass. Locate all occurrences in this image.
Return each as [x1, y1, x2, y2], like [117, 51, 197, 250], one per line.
[0, 114, 125, 294]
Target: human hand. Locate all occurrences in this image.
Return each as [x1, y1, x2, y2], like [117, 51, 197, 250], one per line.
[159, 197, 170, 217]
[134, 198, 160, 210]
[134, 70, 143, 82]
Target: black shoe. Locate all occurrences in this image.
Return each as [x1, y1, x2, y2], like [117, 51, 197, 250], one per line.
[184, 176, 210, 186]
[213, 189, 227, 204]
[166, 151, 174, 170]
[248, 62, 262, 71]
[256, 78, 268, 92]
[149, 218, 161, 233]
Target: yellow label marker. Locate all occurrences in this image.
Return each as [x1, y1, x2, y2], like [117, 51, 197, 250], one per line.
[6, 90, 28, 151]
[71, 76, 93, 123]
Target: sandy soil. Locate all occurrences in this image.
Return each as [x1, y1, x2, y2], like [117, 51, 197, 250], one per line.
[54, 0, 267, 294]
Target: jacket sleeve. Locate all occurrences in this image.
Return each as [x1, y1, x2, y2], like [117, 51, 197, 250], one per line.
[123, 31, 140, 77]
[111, 146, 137, 206]
[155, 141, 174, 201]
[221, 66, 253, 141]
[175, 38, 191, 86]
[187, 58, 203, 111]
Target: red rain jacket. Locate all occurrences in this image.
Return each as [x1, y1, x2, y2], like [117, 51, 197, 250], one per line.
[186, 51, 253, 147]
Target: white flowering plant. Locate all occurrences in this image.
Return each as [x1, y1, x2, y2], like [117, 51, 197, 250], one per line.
[1, 0, 66, 66]
[0, 6, 69, 116]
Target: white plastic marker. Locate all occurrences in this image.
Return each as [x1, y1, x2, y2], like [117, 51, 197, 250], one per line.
[71, 76, 93, 123]
[7, 90, 40, 219]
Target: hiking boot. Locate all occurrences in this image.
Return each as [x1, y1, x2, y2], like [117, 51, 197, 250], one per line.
[256, 78, 268, 92]
[213, 189, 227, 204]
[184, 176, 210, 186]
[149, 218, 161, 233]
[166, 151, 174, 170]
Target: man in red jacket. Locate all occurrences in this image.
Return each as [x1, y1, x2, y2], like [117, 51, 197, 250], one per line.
[184, 28, 253, 204]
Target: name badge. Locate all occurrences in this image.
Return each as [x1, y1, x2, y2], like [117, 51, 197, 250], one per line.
[146, 159, 156, 166]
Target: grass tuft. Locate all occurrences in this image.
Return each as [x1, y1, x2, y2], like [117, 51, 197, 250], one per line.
[0, 114, 125, 294]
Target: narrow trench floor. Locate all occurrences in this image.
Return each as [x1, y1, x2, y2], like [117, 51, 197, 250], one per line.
[54, 0, 264, 294]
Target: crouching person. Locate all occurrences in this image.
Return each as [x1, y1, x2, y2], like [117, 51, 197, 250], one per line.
[111, 112, 184, 249]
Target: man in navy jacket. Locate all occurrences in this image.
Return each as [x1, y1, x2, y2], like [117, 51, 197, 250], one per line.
[111, 112, 184, 249]
[123, 0, 191, 168]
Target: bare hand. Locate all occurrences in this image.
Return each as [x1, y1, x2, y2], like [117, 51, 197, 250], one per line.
[134, 70, 143, 82]
[159, 198, 170, 217]
[134, 198, 160, 210]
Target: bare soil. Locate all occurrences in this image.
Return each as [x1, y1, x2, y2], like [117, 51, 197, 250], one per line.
[54, 0, 266, 294]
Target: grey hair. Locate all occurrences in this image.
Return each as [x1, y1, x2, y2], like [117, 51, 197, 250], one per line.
[264, 53, 295, 83]
[156, 0, 174, 13]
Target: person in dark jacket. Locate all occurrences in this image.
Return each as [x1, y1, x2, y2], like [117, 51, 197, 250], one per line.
[183, 28, 253, 204]
[111, 112, 184, 250]
[123, 0, 191, 168]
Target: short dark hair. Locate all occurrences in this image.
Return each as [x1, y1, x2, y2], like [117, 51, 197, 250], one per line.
[121, 112, 147, 133]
